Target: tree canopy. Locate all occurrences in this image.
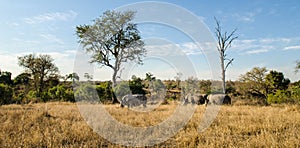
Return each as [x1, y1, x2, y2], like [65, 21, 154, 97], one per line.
[18, 54, 59, 97]
[76, 10, 146, 86]
[239, 67, 268, 99]
[265, 70, 290, 94]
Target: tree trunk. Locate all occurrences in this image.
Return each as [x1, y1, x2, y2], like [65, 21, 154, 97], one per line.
[221, 55, 226, 94]
[111, 69, 119, 104]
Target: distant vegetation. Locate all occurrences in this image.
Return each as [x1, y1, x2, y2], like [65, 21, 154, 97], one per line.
[0, 54, 300, 105]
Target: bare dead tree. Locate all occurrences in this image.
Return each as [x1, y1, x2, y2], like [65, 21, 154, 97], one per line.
[215, 17, 238, 93]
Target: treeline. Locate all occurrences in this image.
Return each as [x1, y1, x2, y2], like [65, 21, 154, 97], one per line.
[0, 54, 300, 105]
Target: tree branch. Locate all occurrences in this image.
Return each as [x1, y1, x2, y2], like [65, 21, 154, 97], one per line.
[225, 58, 234, 71]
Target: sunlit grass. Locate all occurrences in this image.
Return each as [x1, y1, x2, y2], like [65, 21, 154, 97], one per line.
[0, 102, 299, 147]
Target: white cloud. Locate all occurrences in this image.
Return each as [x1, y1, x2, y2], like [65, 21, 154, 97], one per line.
[283, 45, 300, 51]
[40, 34, 64, 44]
[0, 53, 23, 77]
[231, 37, 300, 55]
[245, 49, 269, 54]
[144, 41, 215, 56]
[24, 10, 78, 24]
[6, 22, 20, 28]
[233, 9, 262, 23]
[180, 42, 202, 55]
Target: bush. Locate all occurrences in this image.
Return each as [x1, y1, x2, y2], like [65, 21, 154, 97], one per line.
[13, 92, 25, 104]
[129, 76, 146, 95]
[267, 84, 300, 104]
[113, 81, 130, 98]
[95, 82, 113, 103]
[0, 83, 13, 105]
[74, 83, 98, 102]
[267, 90, 291, 104]
[47, 85, 75, 102]
[289, 85, 300, 103]
[26, 90, 43, 103]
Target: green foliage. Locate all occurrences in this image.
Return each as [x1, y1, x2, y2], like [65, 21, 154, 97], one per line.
[265, 70, 290, 94]
[226, 80, 237, 95]
[0, 83, 13, 105]
[113, 81, 130, 98]
[267, 90, 291, 104]
[0, 71, 13, 85]
[95, 81, 113, 103]
[45, 76, 60, 88]
[129, 75, 145, 94]
[18, 54, 59, 97]
[289, 82, 300, 102]
[74, 83, 98, 103]
[26, 90, 42, 103]
[266, 80, 300, 104]
[182, 77, 198, 95]
[150, 79, 165, 93]
[76, 10, 145, 85]
[239, 67, 268, 99]
[13, 73, 31, 85]
[13, 92, 26, 104]
[47, 85, 75, 102]
[165, 80, 177, 90]
[199, 80, 212, 94]
[113, 75, 148, 100]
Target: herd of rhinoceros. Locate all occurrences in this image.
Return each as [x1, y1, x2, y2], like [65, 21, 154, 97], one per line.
[120, 93, 231, 108]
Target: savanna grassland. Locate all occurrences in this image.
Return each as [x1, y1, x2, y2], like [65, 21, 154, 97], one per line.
[1, 102, 300, 147]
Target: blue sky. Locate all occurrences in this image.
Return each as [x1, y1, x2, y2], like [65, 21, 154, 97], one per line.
[0, 0, 299, 81]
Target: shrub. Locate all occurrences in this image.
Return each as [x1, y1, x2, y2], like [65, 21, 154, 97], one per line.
[26, 90, 43, 103]
[267, 90, 291, 104]
[47, 85, 75, 102]
[289, 85, 300, 103]
[113, 81, 130, 98]
[74, 83, 98, 102]
[0, 83, 13, 105]
[95, 82, 113, 103]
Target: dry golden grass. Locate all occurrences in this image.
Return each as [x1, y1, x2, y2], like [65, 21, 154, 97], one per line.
[1, 102, 300, 147]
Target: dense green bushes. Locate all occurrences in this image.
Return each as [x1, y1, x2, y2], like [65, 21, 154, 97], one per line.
[267, 82, 300, 104]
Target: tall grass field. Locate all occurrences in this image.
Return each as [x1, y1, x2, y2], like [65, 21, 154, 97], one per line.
[1, 102, 300, 147]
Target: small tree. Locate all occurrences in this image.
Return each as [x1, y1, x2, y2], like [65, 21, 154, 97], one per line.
[215, 18, 238, 93]
[239, 67, 268, 99]
[18, 54, 59, 98]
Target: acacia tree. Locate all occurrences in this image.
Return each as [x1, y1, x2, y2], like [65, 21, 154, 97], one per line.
[239, 67, 268, 99]
[215, 18, 238, 93]
[76, 10, 146, 87]
[18, 54, 59, 98]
